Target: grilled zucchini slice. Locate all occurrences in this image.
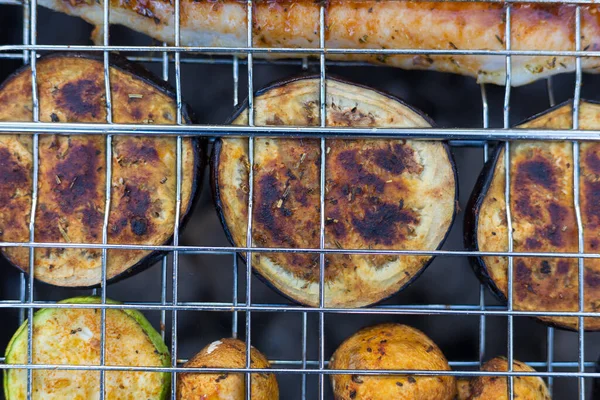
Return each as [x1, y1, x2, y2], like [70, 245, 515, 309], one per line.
[4, 296, 170, 400]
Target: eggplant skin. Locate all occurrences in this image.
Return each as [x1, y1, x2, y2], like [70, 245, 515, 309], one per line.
[3, 296, 170, 400]
[456, 357, 550, 400]
[329, 323, 456, 400]
[465, 100, 600, 331]
[177, 338, 279, 400]
[38, 0, 600, 86]
[212, 76, 457, 308]
[0, 53, 203, 288]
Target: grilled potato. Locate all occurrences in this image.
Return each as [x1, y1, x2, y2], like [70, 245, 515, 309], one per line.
[177, 338, 278, 400]
[457, 357, 551, 400]
[329, 323, 456, 400]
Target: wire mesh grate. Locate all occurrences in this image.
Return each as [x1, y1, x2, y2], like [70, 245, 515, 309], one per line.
[0, 0, 598, 399]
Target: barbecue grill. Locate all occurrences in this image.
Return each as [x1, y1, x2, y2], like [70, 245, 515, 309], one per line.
[0, 1, 599, 399]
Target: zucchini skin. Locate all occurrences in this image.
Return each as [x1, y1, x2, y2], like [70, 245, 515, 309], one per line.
[465, 99, 600, 331]
[211, 74, 458, 308]
[3, 296, 171, 400]
[0, 52, 205, 288]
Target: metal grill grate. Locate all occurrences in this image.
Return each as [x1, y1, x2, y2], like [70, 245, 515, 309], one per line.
[0, 1, 599, 399]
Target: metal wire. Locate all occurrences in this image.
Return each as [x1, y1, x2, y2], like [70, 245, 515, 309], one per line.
[245, 3, 255, 398]
[573, 7, 586, 400]
[0, 0, 598, 398]
[2, 122, 600, 141]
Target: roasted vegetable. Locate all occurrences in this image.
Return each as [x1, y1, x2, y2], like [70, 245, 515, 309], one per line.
[177, 338, 278, 400]
[0, 53, 202, 287]
[456, 357, 551, 400]
[212, 76, 457, 307]
[329, 323, 456, 400]
[38, 0, 600, 86]
[3, 296, 170, 400]
[466, 100, 600, 331]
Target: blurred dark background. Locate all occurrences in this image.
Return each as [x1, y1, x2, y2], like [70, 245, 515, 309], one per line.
[1, 4, 599, 399]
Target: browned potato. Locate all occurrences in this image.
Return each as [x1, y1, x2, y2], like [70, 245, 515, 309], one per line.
[177, 338, 279, 400]
[457, 357, 551, 400]
[329, 323, 456, 400]
[457, 378, 472, 399]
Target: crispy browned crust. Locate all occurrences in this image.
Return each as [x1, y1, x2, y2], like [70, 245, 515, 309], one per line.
[468, 100, 600, 331]
[460, 357, 550, 400]
[213, 76, 457, 307]
[177, 338, 279, 400]
[456, 378, 471, 400]
[0, 53, 202, 287]
[329, 323, 456, 400]
[39, 0, 600, 85]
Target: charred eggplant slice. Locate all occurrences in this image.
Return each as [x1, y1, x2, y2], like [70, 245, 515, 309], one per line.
[466, 100, 600, 331]
[4, 296, 170, 399]
[0, 53, 202, 287]
[213, 76, 457, 307]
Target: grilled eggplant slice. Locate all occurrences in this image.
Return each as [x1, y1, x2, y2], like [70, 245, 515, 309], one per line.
[177, 338, 279, 400]
[3, 296, 170, 400]
[0, 53, 202, 287]
[466, 100, 600, 331]
[212, 76, 457, 308]
[329, 323, 456, 400]
[456, 357, 550, 400]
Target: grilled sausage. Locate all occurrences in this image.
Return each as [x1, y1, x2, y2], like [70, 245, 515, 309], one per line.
[38, 0, 600, 86]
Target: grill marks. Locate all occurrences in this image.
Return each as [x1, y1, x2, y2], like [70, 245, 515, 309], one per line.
[512, 150, 575, 252]
[251, 138, 422, 283]
[0, 148, 29, 205]
[482, 139, 600, 319]
[252, 139, 321, 281]
[49, 142, 101, 213]
[330, 143, 420, 246]
[582, 143, 600, 308]
[509, 146, 580, 309]
[55, 79, 104, 120]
